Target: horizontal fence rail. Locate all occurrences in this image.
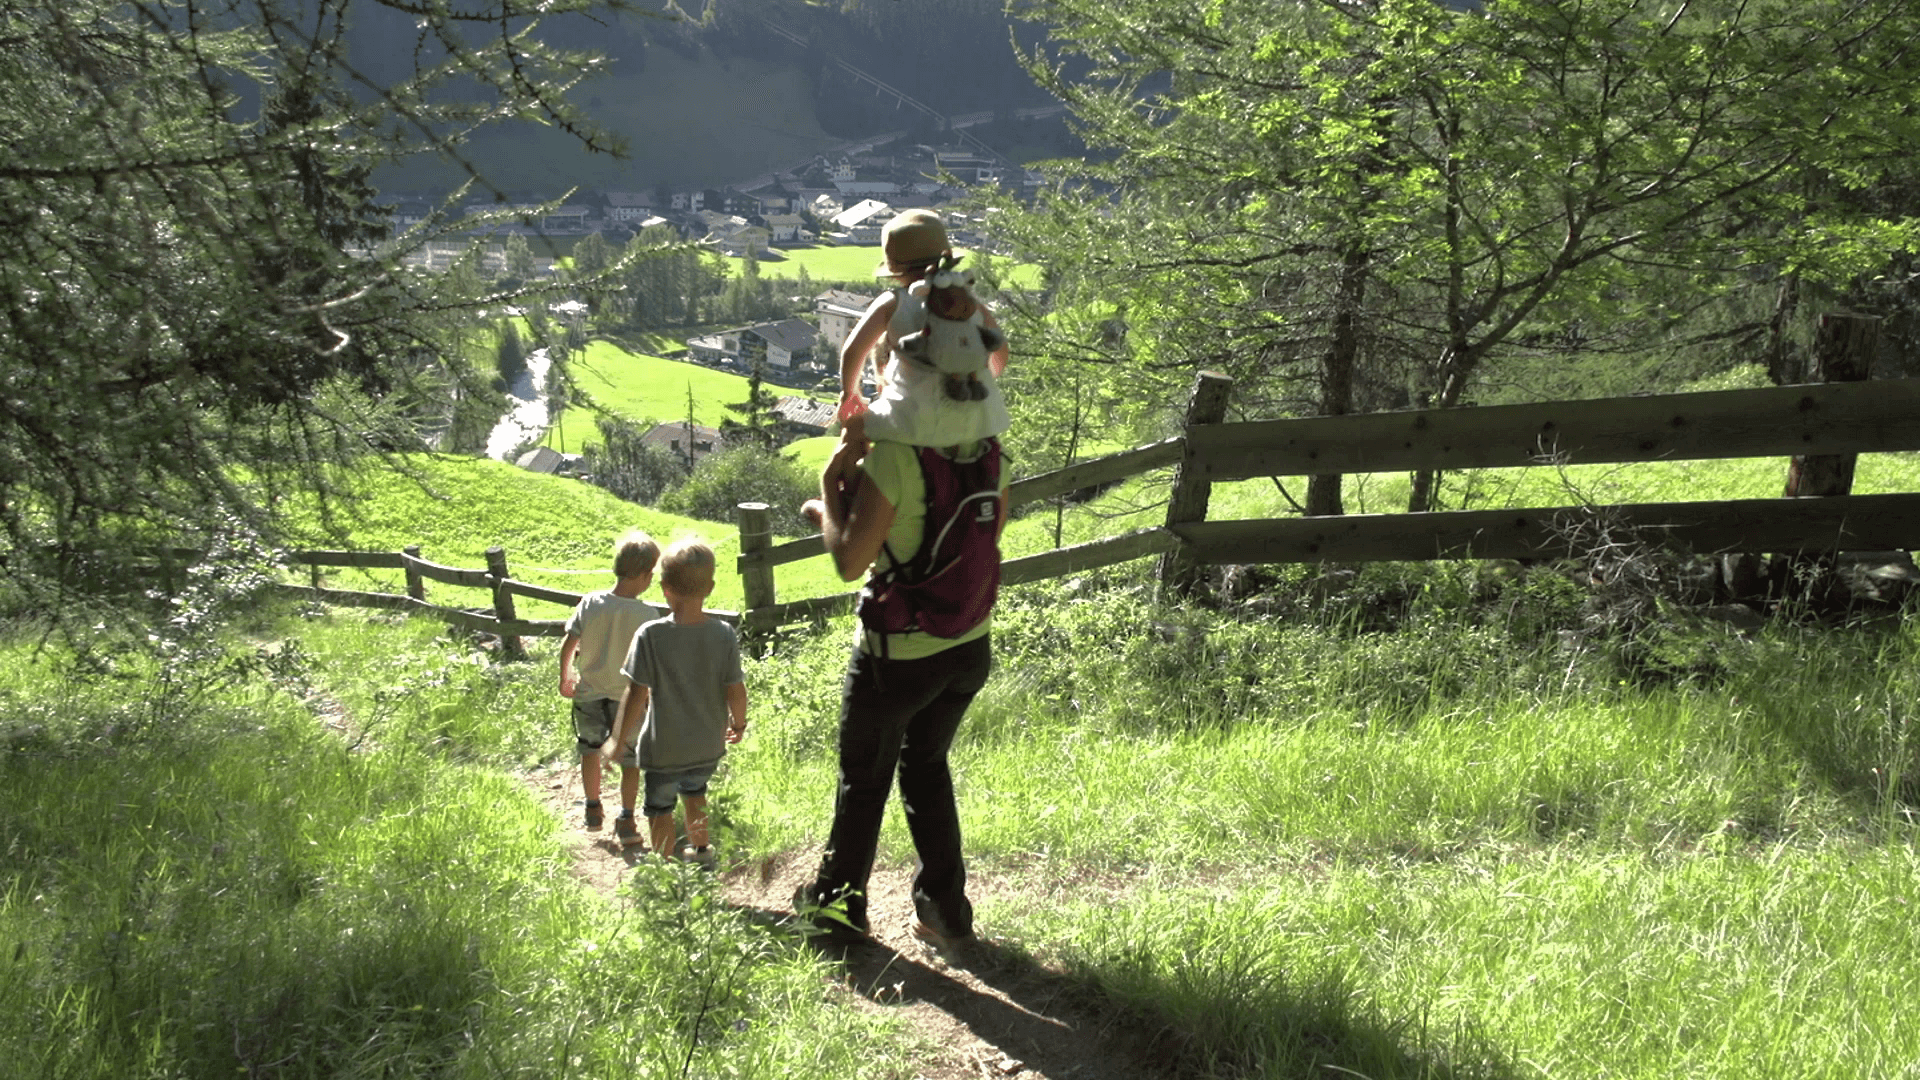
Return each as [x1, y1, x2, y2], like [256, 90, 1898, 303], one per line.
[279, 548, 741, 653]
[1174, 493, 1920, 565]
[1188, 378, 1920, 481]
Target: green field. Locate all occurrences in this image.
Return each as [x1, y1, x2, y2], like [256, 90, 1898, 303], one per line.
[724, 244, 1044, 289]
[542, 339, 831, 455]
[15, 452, 1920, 1077]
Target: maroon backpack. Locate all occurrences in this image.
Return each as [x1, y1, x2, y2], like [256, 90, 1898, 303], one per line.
[857, 440, 1004, 642]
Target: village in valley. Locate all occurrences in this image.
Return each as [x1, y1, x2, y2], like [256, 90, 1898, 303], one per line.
[382, 134, 1039, 479]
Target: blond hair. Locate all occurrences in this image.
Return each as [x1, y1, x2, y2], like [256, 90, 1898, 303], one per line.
[658, 540, 716, 594]
[613, 530, 660, 579]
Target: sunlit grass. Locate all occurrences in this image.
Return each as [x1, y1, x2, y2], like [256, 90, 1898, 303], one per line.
[720, 244, 1043, 289]
[725, 581, 1920, 1078]
[0, 621, 899, 1080]
[276, 454, 847, 615]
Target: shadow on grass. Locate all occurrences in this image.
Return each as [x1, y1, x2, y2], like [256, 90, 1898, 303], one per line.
[728, 898, 1518, 1080]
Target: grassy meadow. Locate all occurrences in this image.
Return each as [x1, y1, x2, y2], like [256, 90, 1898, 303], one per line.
[7, 482, 1920, 1076]
[276, 453, 850, 616]
[723, 244, 1045, 290]
[12, 353, 1920, 1077]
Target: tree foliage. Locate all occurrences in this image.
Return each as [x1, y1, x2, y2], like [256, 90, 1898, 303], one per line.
[989, 0, 1920, 511]
[657, 444, 814, 538]
[0, 0, 636, 604]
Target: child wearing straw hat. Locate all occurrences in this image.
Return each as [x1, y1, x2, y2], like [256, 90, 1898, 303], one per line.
[836, 209, 1011, 449]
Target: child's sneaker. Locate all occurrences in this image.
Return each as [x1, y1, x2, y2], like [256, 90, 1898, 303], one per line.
[583, 800, 604, 830]
[613, 814, 643, 848]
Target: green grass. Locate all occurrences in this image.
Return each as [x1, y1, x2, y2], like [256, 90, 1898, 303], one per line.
[280, 454, 849, 616]
[542, 338, 832, 456]
[11, 519, 1920, 1076]
[722, 244, 1045, 290]
[726, 579, 1920, 1078]
[0, 613, 899, 1080]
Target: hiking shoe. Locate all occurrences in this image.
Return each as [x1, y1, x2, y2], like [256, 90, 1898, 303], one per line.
[909, 917, 975, 953]
[792, 884, 867, 944]
[683, 845, 718, 870]
[583, 801, 604, 830]
[613, 815, 643, 848]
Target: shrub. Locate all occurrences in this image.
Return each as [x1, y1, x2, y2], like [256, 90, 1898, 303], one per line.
[659, 445, 816, 537]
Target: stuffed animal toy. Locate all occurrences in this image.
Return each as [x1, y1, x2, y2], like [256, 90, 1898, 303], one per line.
[858, 253, 1011, 447]
[891, 256, 1005, 404]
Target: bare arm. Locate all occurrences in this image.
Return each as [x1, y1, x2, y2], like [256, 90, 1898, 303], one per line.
[724, 682, 747, 743]
[608, 682, 650, 762]
[838, 293, 897, 413]
[981, 305, 1009, 378]
[811, 433, 896, 582]
[557, 633, 580, 698]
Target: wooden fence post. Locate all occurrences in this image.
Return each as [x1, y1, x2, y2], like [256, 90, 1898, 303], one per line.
[1157, 372, 1234, 600]
[485, 546, 526, 660]
[1770, 311, 1881, 604]
[737, 502, 776, 629]
[403, 544, 425, 601]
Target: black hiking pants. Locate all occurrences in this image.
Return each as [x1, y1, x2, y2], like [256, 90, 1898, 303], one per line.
[808, 634, 991, 938]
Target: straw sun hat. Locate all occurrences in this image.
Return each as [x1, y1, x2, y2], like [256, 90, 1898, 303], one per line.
[873, 209, 950, 277]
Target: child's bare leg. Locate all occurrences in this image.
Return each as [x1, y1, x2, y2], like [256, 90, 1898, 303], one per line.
[647, 812, 677, 857]
[682, 793, 710, 850]
[620, 766, 640, 817]
[582, 751, 603, 803]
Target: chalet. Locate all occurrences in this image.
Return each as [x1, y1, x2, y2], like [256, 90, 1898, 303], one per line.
[932, 148, 999, 183]
[832, 199, 893, 243]
[604, 191, 656, 223]
[702, 188, 759, 216]
[744, 319, 819, 370]
[688, 319, 821, 371]
[514, 446, 582, 475]
[390, 203, 433, 232]
[815, 289, 877, 355]
[641, 421, 724, 467]
[752, 189, 793, 215]
[763, 213, 807, 244]
[772, 396, 837, 438]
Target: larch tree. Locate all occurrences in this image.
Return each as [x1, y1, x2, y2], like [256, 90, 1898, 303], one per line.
[0, 0, 648, 611]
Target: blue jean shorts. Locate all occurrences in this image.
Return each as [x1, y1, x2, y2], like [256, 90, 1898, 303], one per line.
[571, 698, 638, 769]
[642, 764, 716, 818]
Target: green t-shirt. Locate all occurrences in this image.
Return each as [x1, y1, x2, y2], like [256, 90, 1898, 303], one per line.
[856, 439, 1008, 660]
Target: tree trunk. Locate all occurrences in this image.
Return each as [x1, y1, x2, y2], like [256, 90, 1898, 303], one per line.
[1306, 244, 1369, 517]
[1406, 355, 1473, 512]
[1766, 271, 1802, 385]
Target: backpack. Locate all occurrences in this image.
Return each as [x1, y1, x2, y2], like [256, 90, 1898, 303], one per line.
[856, 439, 1004, 642]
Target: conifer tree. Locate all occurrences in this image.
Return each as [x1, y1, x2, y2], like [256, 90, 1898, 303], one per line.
[0, 0, 638, 609]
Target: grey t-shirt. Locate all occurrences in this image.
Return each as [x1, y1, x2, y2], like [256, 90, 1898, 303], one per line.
[620, 616, 745, 771]
[565, 590, 661, 702]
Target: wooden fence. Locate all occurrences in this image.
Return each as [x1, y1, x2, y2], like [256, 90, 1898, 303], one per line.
[739, 312, 1920, 616]
[287, 313, 1920, 641]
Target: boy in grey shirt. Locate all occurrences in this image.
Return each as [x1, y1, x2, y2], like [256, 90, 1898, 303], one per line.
[559, 530, 660, 840]
[606, 541, 747, 864]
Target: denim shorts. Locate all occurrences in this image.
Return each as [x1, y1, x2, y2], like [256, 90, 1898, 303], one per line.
[642, 764, 716, 818]
[571, 698, 637, 769]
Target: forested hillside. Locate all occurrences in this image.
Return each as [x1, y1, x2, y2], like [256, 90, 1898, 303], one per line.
[358, 0, 1057, 192]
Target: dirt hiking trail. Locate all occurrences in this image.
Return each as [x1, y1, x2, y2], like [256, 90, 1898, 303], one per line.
[524, 766, 1197, 1080]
